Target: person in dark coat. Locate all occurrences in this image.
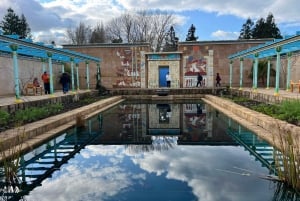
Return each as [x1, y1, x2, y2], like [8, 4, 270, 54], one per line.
[216, 73, 221, 87]
[59, 72, 70, 94]
[196, 72, 203, 87]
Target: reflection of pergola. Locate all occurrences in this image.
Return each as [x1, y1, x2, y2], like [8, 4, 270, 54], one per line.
[0, 34, 101, 102]
[228, 34, 300, 95]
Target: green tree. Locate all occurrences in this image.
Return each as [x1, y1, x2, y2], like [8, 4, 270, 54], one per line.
[163, 26, 179, 51]
[252, 13, 282, 39]
[19, 14, 31, 38]
[186, 24, 198, 41]
[248, 59, 276, 86]
[0, 8, 31, 38]
[239, 17, 254, 39]
[111, 37, 123, 43]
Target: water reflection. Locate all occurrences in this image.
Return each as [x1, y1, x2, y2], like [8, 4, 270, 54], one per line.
[0, 101, 299, 201]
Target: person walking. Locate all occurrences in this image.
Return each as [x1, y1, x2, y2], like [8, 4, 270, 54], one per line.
[166, 72, 171, 87]
[41, 71, 50, 94]
[59, 72, 71, 94]
[216, 73, 221, 87]
[196, 72, 203, 87]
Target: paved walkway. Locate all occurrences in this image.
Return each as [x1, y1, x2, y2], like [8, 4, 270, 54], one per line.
[0, 90, 92, 107]
[238, 87, 300, 100]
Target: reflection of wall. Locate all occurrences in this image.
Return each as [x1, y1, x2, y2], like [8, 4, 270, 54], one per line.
[148, 104, 180, 129]
[100, 104, 151, 143]
[182, 103, 207, 133]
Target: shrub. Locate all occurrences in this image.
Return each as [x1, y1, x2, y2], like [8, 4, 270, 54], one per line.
[276, 100, 300, 125]
[14, 103, 63, 123]
[0, 110, 10, 126]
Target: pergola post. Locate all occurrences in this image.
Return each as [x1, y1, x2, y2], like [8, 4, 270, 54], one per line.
[47, 52, 54, 94]
[239, 57, 243, 90]
[266, 57, 271, 89]
[252, 61, 255, 88]
[97, 63, 101, 88]
[61, 63, 65, 73]
[10, 44, 22, 102]
[70, 58, 75, 92]
[41, 58, 46, 74]
[274, 46, 282, 96]
[76, 63, 80, 90]
[253, 53, 259, 91]
[85, 61, 90, 90]
[229, 60, 233, 88]
[286, 52, 292, 91]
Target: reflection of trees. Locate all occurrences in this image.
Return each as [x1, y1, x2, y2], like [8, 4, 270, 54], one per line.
[272, 182, 300, 201]
[125, 136, 178, 154]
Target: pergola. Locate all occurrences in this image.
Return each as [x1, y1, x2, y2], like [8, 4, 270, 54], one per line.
[0, 34, 101, 102]
[228, 33, 300, 95]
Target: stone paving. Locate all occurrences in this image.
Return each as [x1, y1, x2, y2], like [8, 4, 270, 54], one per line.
[0, 90, 91, 107]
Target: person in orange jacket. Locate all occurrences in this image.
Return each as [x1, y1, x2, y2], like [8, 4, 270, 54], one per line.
[41, 71, 50, 94]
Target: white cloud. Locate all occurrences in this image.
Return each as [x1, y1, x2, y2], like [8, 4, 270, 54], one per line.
[23, 144, 274, 201]
[0, 0, 299, 44]
[211, 30, 239, 40]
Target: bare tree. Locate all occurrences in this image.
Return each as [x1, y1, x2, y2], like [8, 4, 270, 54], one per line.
[105, 10, 176, 51]
[105, 17, 123, 43]
[90, 22, 106, 43]
[66, 22, 92, 45]
[152, 11, 174, 51]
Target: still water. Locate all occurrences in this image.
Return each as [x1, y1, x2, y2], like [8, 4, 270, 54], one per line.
[1, 100, 298, 201]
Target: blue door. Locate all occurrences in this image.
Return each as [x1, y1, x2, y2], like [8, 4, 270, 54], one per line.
[159, 66, 169, 87]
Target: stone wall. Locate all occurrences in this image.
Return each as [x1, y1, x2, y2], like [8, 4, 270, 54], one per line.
[66, 44, 150, 89]
[64, 39, 274, 90]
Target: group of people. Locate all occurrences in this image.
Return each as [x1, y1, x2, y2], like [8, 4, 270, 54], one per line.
[196, 72, 221, 87]
[32, 71, 71, 95]
[166, 71, 222, 88]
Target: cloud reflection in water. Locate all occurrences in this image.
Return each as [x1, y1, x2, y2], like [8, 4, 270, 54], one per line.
[25, 144, 275, 201]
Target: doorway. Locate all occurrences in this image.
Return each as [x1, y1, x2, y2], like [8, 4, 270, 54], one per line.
[159, 66, 169, 87]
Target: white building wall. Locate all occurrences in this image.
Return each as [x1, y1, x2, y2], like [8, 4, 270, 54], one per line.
[0, 55, 62, 96]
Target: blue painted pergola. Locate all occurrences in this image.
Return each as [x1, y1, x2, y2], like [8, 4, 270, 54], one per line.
[0, 34, 101, 102]
[228, 33, 300, 95]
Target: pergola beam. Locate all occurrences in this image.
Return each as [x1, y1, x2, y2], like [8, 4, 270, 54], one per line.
[228, 35, 300, 59]
[0, 34, 100, 63]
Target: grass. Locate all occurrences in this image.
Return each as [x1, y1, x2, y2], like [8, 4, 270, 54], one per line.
[0, 110, 9, 125]
[14, 103, 63, 123]
[273, 131, 300, 193]
[0, 127, 26, 194]
[226, 95, 300, 126]
[251, 100, 300, 126]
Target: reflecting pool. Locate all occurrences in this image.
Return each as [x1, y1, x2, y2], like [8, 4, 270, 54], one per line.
[1, 100, 299, 201]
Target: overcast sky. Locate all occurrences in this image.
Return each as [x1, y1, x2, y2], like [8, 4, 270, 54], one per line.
[0, 0, 300, 45]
